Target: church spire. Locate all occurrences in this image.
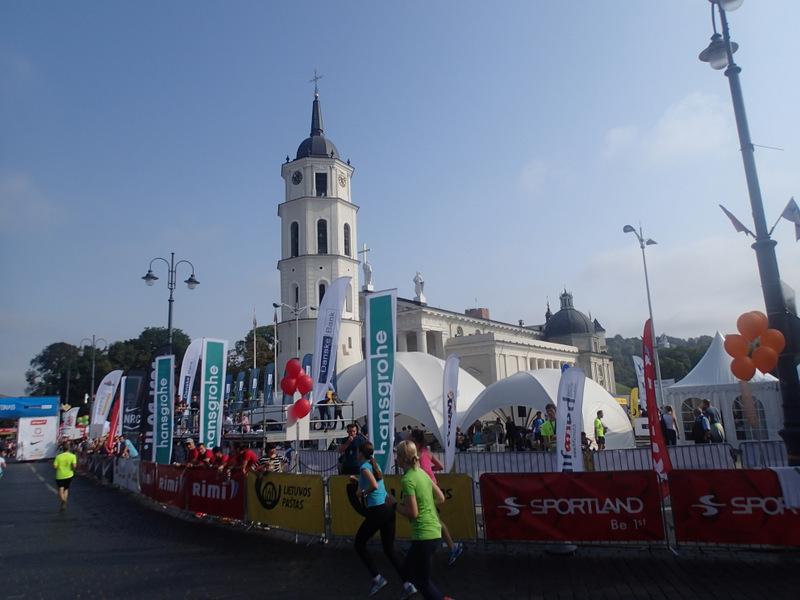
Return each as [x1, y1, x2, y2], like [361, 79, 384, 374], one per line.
[310, 92, 324, 138]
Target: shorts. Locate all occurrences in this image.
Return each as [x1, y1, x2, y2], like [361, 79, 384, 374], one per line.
[56, 477, 73, 490]
[596, 436, 605, 446]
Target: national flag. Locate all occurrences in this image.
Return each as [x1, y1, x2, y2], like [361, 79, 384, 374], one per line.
[253, 310, 258, 329]
[719, 204, 754, 237]
[781, 197, 800, 241]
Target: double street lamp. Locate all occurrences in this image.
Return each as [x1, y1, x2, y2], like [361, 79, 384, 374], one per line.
[273, 302, 317, 359]
[142, 252, 199, 354]
[699, 0, 800, 465]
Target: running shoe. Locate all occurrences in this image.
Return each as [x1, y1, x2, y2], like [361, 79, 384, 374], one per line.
[369, 575, 387, 597]
[398, 582, 417, 599]
[60, 500, 67, 511]
[447, 544, 463, 565]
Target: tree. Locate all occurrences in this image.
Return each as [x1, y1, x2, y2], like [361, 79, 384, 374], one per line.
[107, 327, 191, 371]
[24, 342, 110, 405]
[228, 325, 276, 378]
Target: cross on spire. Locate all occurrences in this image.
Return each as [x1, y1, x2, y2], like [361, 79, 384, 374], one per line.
[309, 69, 323, 95]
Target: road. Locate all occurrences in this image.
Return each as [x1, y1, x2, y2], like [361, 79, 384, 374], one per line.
[1, 461, 799, 600]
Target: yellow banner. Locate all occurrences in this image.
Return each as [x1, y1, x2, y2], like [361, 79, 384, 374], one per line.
[246, 471, 325, 534]
[329, 473, 475, 539]
[629, 388, 639, 419]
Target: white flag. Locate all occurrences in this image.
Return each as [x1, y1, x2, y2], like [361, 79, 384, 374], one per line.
[442, 353, 460, 473]
[90, 369, 124, 439]
[555, 367, 586, 473]
[178, 338, 203, 402]
[781, 197, 800, 241]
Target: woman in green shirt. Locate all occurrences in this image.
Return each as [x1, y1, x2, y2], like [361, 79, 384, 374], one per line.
[386, 440, 450, 600]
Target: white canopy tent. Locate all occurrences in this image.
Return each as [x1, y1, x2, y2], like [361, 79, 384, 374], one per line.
[460, 369, 635, 449]
[663, 332, 782, 448]
[336, 352, 486, 446]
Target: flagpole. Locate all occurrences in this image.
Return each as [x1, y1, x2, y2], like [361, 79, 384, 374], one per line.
[253, 309, 257, 370]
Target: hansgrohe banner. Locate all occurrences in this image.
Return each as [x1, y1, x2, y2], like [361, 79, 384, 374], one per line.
[153, 355, 174, 464]
[365, 289, 396, 475]
[200, 339, 228, 449]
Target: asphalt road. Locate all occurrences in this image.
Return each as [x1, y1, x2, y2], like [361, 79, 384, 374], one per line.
[2, 461, 799, 600]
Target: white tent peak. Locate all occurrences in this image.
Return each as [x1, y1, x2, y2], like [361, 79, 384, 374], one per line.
[668, 331, 777, 389]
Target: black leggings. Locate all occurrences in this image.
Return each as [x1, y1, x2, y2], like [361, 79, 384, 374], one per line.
[405, 538, 443, 600]
[354, 503, 405, 580]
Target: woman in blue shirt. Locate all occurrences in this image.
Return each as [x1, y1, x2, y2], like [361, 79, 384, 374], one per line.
[351, 441, 416, 599]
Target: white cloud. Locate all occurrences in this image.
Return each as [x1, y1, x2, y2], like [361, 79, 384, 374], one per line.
[0, 171, 60, 233]
[602, 92, 734, 167]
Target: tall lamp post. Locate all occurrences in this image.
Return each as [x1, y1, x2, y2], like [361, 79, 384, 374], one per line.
[80, 334, 107, 407]
[273, 302, 317, 359]
[699, 0, 800, 465]
[623, 225, 665, 407]
[142, 252, 199, 354]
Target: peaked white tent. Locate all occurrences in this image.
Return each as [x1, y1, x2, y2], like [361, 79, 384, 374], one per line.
[663, 332, 782, 447]
[335, 352, 486, 446]
[461, 369, 635, 449]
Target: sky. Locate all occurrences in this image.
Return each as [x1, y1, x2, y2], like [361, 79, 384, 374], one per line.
[2, 1, 800, 397]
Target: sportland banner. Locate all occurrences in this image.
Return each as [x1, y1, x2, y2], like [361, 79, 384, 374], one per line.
[311, 276, 351, 407]
[555, 366, 586, 473]
[153, 355, 175, 464]
[365, 289, 397, 474]
[178, 338, 203, 402]
[90, 369, 124, 439]
[443, 353, 460, 473]
[670, 469, 800, 546]
[480, 471, 665, 542]
[643, 319, 672, 491]
[199, 339, 227, 449]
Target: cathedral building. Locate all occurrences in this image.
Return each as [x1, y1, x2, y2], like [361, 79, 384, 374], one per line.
[275, 92, 616, 395]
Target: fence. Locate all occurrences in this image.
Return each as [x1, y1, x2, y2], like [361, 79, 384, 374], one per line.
[739, 440, 788, 468]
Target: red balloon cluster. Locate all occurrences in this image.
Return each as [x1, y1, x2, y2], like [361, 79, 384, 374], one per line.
[280, 358, 313, 422]
[724, 311, 785, 381]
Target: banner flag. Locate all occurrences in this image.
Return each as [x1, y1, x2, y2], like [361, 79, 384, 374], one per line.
[443, 353, 460, 473]
[629, 386, 640, 419]
[178, 338, 203, 403]
[106, 378, 124, 451]
[90, 369, 124, 438]
[555, 367, 586, 473]
[311, 276, 351, 406]
[264, 363, 275, 405]
[302, 353, 313, 379]
[120, 369, 145, 445]
[365, 289, 397, 474]
[249, 368, 260, 405]
[643, 319, 672, 492]
[200, 339, 227, 449]
[234, 371, 246, 409]
[153, 355, 175, 464]
[140, 345, 171, 461]
[63, 406, 80, 439]
[632, 355, 645, 413]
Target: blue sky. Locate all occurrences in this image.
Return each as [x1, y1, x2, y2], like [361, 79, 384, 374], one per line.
[2, 1, 799, 396]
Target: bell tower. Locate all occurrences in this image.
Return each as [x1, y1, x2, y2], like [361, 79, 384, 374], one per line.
[275, 91, 362, 377]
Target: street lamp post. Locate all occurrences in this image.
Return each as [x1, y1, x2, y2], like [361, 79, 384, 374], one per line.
[699, 0, 800, 465]
[80, 334, 107, 407]
[623, 225, 666, 407]
[142, 252, 199, 354]
[272, 302, 317, 359]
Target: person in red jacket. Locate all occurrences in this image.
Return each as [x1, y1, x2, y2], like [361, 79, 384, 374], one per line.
[224, 442, 259, 474]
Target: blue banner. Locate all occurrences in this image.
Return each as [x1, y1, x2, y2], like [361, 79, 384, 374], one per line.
[0, 397, 58, 418]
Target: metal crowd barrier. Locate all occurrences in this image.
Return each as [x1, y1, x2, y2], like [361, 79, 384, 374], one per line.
[739, 440, 788, 468]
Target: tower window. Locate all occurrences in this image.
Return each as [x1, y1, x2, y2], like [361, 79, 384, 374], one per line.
[343, 223, 351, 257]
[290, 222, 299, 257]
[294, 285, 299, 306]
[317, 219, 328, 254]
[315, 173, 327, 197]
[319, 283, 326, 303]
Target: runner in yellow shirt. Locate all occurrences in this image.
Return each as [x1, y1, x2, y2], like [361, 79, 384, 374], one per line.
[53, 443, 77, 511]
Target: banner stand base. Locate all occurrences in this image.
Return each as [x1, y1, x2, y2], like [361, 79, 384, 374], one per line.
[544, 543, 577, 555]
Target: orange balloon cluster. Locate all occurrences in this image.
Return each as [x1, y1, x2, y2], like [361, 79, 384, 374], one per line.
[724, 311, 785, 380]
